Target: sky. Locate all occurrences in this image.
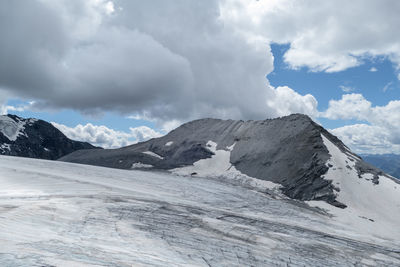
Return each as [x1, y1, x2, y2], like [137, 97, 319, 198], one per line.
[0, 0, 400, 154]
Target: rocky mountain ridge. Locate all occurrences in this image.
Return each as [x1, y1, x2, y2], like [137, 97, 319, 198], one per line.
[60, 114, 394, 208]
[0, 114, 97, 160]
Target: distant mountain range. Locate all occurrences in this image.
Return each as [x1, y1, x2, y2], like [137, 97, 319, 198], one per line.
[362, 154, 400, 179]
[0, 114, 97, 159]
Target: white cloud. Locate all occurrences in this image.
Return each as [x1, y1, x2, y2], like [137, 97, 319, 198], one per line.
[104, 1, 115, 15]
[51, 122, 162, 148]
[339, 85, 355, 93]
[267, 86, 318, 117]
[2, 101, 35, 115]
[369, 67, 378, 72]
[221, 0, 400, 74]
[322, 94, 371, 121]
[129, 126, 163, 143]
[331, 124, 400, 154]
[322, 94, 400, 153]
[0, 91, 35, 115]
[323, 94, 400, 131]
[382, 82, 393, 92]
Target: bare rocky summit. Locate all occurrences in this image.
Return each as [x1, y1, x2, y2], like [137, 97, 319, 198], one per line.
[59, 114, 390, 208]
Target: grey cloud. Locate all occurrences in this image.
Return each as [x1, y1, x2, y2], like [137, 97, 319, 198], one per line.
[106, 0, 277, 120]
[48, 27, 195, 117]
[0, 1, 70, 95]
[1, 0, 287, 122]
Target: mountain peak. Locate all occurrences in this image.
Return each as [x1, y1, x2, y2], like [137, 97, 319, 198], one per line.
[59, 113, 396, 209]
[0, 114, 98, 159]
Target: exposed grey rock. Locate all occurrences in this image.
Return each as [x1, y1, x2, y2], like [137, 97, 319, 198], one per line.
[59, 114, 388, 208]
[0, 114, 97, 160]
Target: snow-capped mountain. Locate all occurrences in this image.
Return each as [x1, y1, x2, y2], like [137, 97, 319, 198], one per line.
[60, 114, 397, 209]
[0, 114, 97, 159]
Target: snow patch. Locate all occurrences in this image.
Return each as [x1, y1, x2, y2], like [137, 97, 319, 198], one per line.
[142, 151, 164, 160]
[131, 162, 154, 169]
[165, 141, 174, 146]
[171, 140, 280, 191]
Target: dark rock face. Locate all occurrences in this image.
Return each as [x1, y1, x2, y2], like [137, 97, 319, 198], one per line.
[61, 114, 359, 206]
[0, 114, 97, 160]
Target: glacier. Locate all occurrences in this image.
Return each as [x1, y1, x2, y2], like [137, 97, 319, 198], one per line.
[0, 155, 399, 266]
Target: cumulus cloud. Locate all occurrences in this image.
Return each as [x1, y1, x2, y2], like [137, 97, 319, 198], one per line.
[3, 0, 398, 123]
[52, 122, 162, 148]
[322, 94, 372, 120]
[267, 86, 318, 117]
[322, 94, 400, 153]
[222, 0, 400, 74]
[331, 124, 400, 154]
[0, 0, 288, 122]
[5, 0, 367, 123]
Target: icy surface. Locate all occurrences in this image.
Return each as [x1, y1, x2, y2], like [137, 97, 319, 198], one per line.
[0, 155, 399, 266]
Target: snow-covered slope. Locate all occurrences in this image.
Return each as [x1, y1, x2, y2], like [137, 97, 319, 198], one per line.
[0, 114, 97, 159]
[308, 134, 400, 242]
[0, 155, 399, 266]
[168, 132, 400, 237]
